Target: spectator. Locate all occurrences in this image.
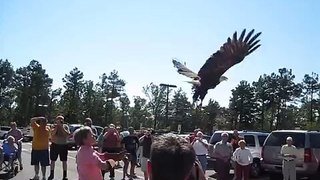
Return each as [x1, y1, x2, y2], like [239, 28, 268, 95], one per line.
[189, 128, 200, 143]
[48, 115, 70, 180]
[232, 140, 253, 180]
[84, 118, 97, 136]
[231, 130, 242, 151]
[120, 128, 130, 139]
[115, 125, 123, 169]
[121, 127, 139, 180]
[1, 136, 18, 169]
[74, 126, 116, 180]
[230, 129, 242, 177]
[30, 117, 50, 180]
[281, 136, 297, 180]
[212, 132, 233, 180]
[191, 131, 209, 174]
[97, 127, 108, 152]
[102, 124, 122, 180]
[136, 130, 145, 168]
[148, 134, 206, 180]
[139, 129, 154, 180]
[7, 121, 23, 170]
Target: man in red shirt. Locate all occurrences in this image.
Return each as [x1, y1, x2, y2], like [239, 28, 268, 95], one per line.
[101, 124, 122, 180]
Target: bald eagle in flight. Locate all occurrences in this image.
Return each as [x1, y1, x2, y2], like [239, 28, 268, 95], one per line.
[172, 29, 262, 107]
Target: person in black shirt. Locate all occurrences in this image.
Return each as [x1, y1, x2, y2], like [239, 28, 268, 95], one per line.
[121, 127, 139, 180]
[139, 129, 154, 180]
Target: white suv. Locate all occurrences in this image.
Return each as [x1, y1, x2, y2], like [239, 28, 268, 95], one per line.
[208, 130, 269, 178]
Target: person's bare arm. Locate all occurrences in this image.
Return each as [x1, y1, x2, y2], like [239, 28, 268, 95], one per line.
[51, 125, 58, 135]
[31, 117, 43, 128]
[61, 125, 71, 136]
[139, 135, 145, 143]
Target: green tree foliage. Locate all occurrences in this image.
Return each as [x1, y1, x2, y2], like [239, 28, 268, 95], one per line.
[119, 93, 130, 128]
[62, 67, 84, 123]
[301, 73, 320, 122]
[143, 83, 166, 129]
[229, 81, 257, 130]
[13, 60, 53, 125]
[129, 96, 150, 129]
[1, 59, 319, 132]
[171, 88, 192, 132]
[102, 70, 126, 124]
[0, 59, 15, 123]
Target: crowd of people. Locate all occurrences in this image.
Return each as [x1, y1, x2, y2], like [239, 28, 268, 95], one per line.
[0, 116, 299, 180]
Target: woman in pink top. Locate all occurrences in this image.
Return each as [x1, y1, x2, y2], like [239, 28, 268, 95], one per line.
[74, 126, 116, 180]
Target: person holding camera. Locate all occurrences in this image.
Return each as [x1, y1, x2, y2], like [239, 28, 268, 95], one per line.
[139, 128, 154, 180]
[48, 115, 70, 180]
[191, 131, 209, 174]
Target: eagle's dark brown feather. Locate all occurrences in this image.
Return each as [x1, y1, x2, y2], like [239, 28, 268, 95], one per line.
[193, 29, 262, 104]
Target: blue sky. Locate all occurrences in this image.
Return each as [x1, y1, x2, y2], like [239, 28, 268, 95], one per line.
[1, 0, 319, 107]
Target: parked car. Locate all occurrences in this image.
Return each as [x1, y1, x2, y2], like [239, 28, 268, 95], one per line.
[94, 125, 103, 136]
[0, 126, 11, 140]
[261, 130, 320, 180]
[208, 130, 269, 178]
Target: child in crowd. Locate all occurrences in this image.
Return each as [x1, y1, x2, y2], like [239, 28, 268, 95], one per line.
[74, 126, 116, 180]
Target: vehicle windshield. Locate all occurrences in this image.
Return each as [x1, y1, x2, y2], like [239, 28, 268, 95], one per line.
[265, 132, 305, 148]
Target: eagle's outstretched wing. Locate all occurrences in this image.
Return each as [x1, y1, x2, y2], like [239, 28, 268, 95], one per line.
[198, 29, 261, 82]
[172, 59, 200, 80]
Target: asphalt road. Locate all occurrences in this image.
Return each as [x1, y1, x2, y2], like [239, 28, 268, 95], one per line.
[6, 142, 269, 180]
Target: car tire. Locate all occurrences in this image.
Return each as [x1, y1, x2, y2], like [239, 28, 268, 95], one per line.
[250, 161, 261, 178]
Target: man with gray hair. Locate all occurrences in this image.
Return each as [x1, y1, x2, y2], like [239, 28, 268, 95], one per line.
[212, 132, 233, 180]
[281, 136, 297, 180]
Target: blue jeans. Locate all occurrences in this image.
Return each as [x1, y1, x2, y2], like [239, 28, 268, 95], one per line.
[197, 155, 207, 173]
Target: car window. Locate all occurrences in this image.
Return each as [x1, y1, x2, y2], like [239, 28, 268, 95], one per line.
[209, 133, 221, 144]
[69, 126, 81, 133]
[310, 133, 320, 148]
[258, 135, 267, 146]
[265, 132, 305, 148]
[244, 135, 255, 147]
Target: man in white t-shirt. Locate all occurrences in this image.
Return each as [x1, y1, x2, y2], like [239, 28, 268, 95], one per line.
[191, 131, 209, 173]
[281, 136, 297, 180]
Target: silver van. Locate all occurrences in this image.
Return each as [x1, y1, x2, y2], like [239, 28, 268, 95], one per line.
[261, 130, 320, 179]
